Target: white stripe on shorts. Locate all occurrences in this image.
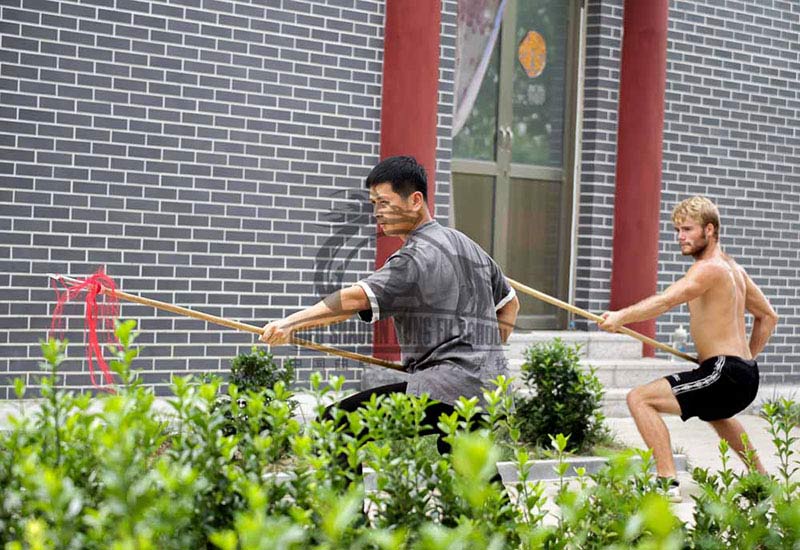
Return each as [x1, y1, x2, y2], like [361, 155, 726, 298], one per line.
[672, 356, 726, 396]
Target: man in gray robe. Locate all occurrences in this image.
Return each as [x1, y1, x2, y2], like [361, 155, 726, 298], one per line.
[261, 155, 519, 455]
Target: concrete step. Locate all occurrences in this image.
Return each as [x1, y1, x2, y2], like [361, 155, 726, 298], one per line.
[358, 330, 696, 418]
[507, 357, 692, 389]
[512, 386, 636, 418]
[505, 330, 695, 417]
[602, 388, 633, 417]
[588, 358, 690, 388]
[505, 330, 643, 361]
[508, 334, 696, 417]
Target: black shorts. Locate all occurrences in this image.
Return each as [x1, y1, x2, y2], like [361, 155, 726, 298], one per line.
[665, 355, 759, 422]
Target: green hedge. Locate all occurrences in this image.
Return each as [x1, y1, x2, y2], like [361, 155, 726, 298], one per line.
[1, 322, 799, 549]
[515, 338, 606, 452]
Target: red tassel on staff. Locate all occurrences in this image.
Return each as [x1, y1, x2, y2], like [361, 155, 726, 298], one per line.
[50, 271, 406, 374]
[50, 268, 119, 388]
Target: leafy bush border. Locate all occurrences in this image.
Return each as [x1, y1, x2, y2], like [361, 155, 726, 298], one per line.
[1, 322, 799, 549]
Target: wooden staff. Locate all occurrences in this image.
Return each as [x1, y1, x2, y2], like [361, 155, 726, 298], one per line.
[506, 278, 698, 363]
[50, 274, 405, 372]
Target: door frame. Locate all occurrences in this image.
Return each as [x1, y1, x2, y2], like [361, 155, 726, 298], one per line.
[451, 0, 585, 330]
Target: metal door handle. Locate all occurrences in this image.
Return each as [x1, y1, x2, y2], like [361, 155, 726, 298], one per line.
[499, 126, 513, 150]
[498, 127, 508, 145]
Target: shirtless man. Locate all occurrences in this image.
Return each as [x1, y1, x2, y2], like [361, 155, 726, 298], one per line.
[598, 196, 778, 501]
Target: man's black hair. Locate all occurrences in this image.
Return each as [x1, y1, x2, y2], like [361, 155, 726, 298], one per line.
[365, 155, 428, 201]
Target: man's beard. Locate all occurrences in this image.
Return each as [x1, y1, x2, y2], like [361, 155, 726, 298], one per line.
[682, 234, 709, 258]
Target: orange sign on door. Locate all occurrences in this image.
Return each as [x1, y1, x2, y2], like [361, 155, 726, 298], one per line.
[518, 31, 546, 78]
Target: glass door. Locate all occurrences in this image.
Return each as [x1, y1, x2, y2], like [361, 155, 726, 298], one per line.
[452, 0, 581, 329]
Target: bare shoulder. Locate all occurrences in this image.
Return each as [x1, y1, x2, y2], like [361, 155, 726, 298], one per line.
[720, 253, 751, 283]
[730, 258, 749, 278]
[685, 257, 730, 282]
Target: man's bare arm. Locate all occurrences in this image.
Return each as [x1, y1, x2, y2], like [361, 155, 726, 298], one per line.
[598, 263, 723, 332]
[260, 285, 370, 345]
[497, 294, 520, 343]
[742, 270, 779, 358]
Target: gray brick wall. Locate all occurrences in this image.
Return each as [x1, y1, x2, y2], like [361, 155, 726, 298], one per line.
[436, 0, 455, 224]
[0, 0, 456, 398]
[657, 0, 800, 385]
[573, 0, 622, 328]
[576, 0, 799, 383]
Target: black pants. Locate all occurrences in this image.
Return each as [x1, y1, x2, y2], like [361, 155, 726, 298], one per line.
[321, 382, 510, 527]
[321, 382, 500, 480]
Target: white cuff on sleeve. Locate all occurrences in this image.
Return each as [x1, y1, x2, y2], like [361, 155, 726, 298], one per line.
[356, 281, 380, 323]
[495, 286, 516, 311]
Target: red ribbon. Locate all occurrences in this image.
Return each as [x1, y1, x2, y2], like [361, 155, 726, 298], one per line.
[50, 268, 119, 388]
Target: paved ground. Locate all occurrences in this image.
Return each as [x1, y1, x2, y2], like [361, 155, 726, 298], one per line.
[605, 414, 793, 476]
[605, 413, 800, 523]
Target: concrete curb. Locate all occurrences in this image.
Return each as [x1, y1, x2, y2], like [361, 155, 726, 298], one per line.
[496, 453, 688, 482]
[263, 455, 689, 491]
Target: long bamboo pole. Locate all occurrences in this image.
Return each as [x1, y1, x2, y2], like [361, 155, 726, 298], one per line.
[50, 274, 405, 371]
[506, 278, 697, 363]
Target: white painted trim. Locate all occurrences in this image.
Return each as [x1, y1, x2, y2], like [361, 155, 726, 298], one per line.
[495, 286, 516, 311]
[355, 281, 380, 324]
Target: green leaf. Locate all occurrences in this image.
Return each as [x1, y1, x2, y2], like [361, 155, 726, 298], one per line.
[209, 530, 238, 550]
[14, 377, 26, 399]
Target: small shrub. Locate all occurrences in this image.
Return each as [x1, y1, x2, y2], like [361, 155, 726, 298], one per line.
[230, 345, 295, 394]
[514, 338, 605, 452]
[214, 346, 297, 437]
[760, 395, 800, 428]
[548, 441, 686, 548]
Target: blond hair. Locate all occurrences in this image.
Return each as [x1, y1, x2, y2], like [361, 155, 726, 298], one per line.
[672, 196, 720, 238]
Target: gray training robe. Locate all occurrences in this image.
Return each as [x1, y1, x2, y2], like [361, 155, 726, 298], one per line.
[356, 220, 515, 406]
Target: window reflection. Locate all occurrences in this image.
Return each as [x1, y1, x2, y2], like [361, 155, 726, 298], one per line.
[511, 0, 568, 167]
[452, 41, 500, 162]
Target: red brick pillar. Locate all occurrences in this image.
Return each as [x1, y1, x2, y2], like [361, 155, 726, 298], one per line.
[372, 0, 441, 361]
[609, 0, 669, 356]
